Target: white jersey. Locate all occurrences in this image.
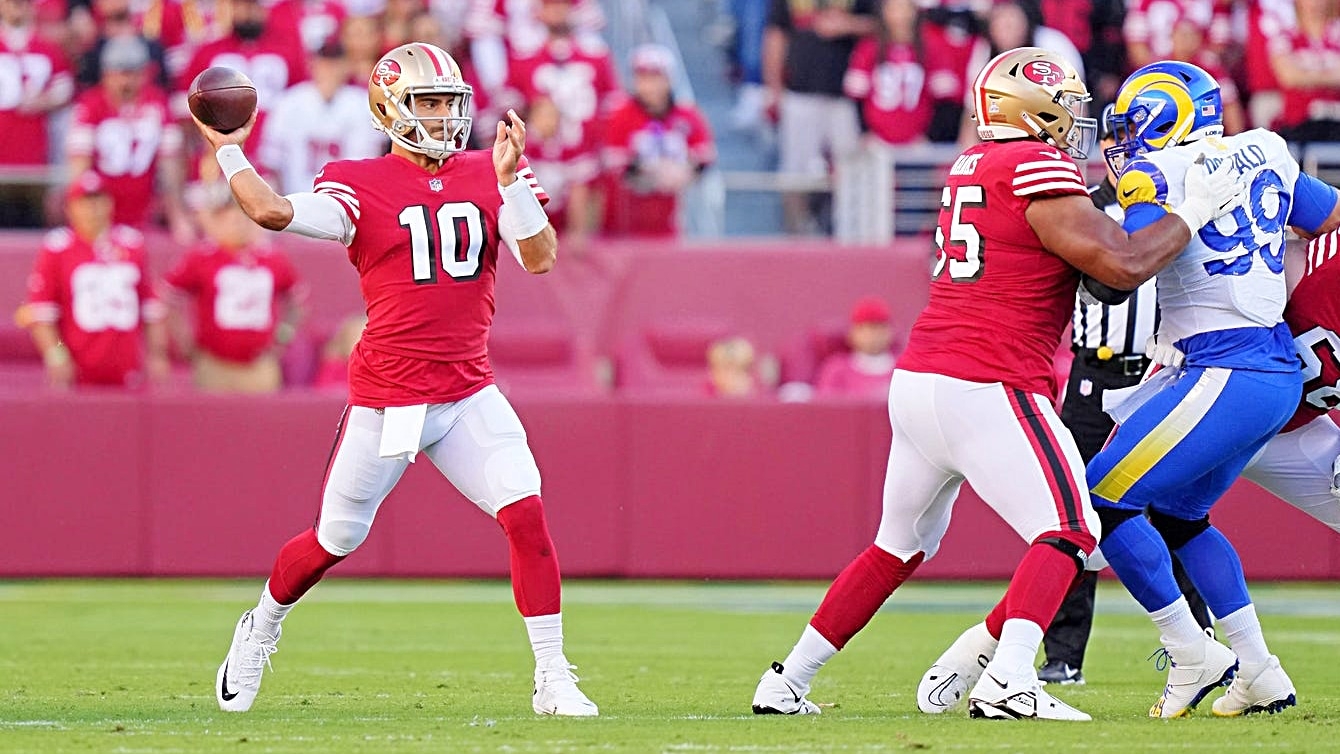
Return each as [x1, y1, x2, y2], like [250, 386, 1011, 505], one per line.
[260, 83, 388, 194]
[1116, 129, 1297, 346]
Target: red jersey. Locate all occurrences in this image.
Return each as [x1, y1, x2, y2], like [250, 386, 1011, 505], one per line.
[0, 31, 71, 166]
[525, 122, 599, 234]
[25, 226, 163, 386]
[67, 85, 181, 227]
[896, 140, 1090, 399]
[1283, 230, 1340, 433]
[601, 98, 715, 237]
[504, 36, 620, 149]
[814, 352, 895, 400]
[165, 242, 300, 363]
[266, 0, 347, 53]
[920, 15, 976, 106]
[1244, 0, 1294, 95]
[314, 151, 549, 407]
[843, 37, 933, 146]
[176, 35, 308, 147]
[466, 0, 605, 54]
[1271, 23, 1340, 129]
[1124, 0, 1230, 59]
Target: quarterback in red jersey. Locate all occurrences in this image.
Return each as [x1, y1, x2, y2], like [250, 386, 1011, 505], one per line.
[21, 171, 169, 388]
[192, 41, 597, 718]
[752, 47, 1250, 721]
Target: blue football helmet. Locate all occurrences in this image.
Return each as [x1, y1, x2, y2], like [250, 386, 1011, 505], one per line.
[1104, 61, 1224, 176]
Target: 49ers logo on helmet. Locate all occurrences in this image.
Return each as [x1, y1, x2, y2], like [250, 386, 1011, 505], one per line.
[1022, 60, 1063, 87]
[373, 59, 402, 87]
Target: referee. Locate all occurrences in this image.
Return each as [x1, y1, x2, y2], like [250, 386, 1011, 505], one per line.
[1039, 108, 1211, 686]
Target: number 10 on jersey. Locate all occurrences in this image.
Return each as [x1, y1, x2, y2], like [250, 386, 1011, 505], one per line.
[399, 202, 485, 283]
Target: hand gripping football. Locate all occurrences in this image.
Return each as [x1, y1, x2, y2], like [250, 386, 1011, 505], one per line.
[188, 66, 257, 134]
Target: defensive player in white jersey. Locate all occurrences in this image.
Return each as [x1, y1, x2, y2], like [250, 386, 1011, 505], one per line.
[1085, 62, 1340, 719]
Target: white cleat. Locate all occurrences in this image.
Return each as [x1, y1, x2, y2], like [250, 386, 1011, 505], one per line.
[1148, 630, 1238, 718]
[967, 666, 1091, 721]
[917, 622, 998, 714]
[533, 656, 599, 717]
[215, 609, 280, 713]
[752, 662, 821, 715]
[1212, 655, 1296, 717]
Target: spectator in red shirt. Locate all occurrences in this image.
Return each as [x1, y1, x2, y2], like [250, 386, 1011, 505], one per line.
[1124, 0, 1231, 71]
[814, 296, 897, 400]
[843, 0, 934, 147]
[20, 171, 169, 389]
[602, 44, 716, 238]
[1271, 0, 1340, 144]
[165, 180, 303, 393]
[1168, 13, 1244, 135]
[176, 0, 309, 156]
[465, 0, 605, 92]
[0, 0, 73, 227]
[1243, 0, 1296, 129]
[525, 94, 599, 242]
[67, 36, 189, 239]
[502, 0, 621, 160]
[266, 0, 347, 54]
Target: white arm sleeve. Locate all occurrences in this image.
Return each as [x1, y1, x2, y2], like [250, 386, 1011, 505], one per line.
[284, 192, 355, 246]
[497, 203, 527, 269]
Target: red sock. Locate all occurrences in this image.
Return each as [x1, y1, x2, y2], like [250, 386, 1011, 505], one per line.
[1001, 531, 1095, 631]
[497, 496, 562, 617]
[809, 545, 924, 650]
[985, 597, 1006, 640]
[268, 528, 345, 605]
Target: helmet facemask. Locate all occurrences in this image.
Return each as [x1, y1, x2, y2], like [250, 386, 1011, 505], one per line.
[1052, 90, 1097, 159]
[378, 83, 473, 160]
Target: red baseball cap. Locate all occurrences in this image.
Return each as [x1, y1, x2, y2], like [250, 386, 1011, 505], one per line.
[850, 296, 891, 325]
[66, 171, 108, 201]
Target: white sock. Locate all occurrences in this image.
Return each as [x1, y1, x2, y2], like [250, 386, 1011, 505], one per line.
[1150, 597, 1207, 650]
[991, 618, 1043, 677]
[254, 582, 293, 638]
[524, 613, 564, 666]
[780, 624, 837, 691]
[1219, 604, 1269, 666]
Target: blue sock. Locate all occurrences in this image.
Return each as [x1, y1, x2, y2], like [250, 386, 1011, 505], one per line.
[1101, 516, 1182, 612]
[1173, 526, 1250, 617]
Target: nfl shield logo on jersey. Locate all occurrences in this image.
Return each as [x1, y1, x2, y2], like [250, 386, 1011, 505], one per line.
[428, 178, 443, 192]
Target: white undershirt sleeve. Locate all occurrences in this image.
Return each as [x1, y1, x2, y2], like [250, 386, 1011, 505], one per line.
[284, 192, 355, 246]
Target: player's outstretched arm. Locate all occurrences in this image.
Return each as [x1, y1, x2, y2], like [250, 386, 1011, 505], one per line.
[1028, 157, 1248, 289]
[494, 109, 556, 274]
[191, 109, 294, 231]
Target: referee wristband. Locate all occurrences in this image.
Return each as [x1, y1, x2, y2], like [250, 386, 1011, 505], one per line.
[499, 177, 548, 240]
[216, 144, 255, 182]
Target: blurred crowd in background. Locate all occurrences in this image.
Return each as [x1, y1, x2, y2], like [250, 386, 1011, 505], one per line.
[5, 0, 1339, 396]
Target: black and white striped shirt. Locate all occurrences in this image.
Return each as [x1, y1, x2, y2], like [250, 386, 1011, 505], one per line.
[1071, 179, 1160, 355]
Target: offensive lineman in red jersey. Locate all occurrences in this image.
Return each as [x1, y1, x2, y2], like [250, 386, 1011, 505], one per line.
[751, 47, 1250, 721]
[192, 42, 598, 717]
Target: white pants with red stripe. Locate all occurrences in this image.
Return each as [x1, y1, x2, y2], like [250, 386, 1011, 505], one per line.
[1241, 413, 1340, 534]
[874, 370, 1100, 561]
[315, 385, 542, 556]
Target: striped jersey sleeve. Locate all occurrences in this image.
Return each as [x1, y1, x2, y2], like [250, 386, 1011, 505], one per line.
[1011, 149, 1089, 199]
[312, 164, 361, 224]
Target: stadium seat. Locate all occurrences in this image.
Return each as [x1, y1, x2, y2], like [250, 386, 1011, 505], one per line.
[489, 323, 611, 396]
[615, 318, 739, 395]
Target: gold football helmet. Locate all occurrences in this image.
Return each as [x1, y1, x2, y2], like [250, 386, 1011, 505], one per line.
[368, 42, 473, 159]
[971, 47, 1096, 158]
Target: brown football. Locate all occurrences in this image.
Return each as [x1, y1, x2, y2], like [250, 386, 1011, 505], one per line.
[188, 67, 257, 134]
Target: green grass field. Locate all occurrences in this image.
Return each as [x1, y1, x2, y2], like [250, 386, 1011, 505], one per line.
[2, 580, 1337, 753]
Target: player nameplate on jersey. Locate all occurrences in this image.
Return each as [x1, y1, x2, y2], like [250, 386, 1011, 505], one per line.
[429, 178, 443, 192]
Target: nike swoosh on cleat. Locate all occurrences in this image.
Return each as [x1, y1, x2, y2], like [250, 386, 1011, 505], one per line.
[220, 661, 239, 702]
[987, 673, 1009, 690]
[929, 674, 960, 706]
